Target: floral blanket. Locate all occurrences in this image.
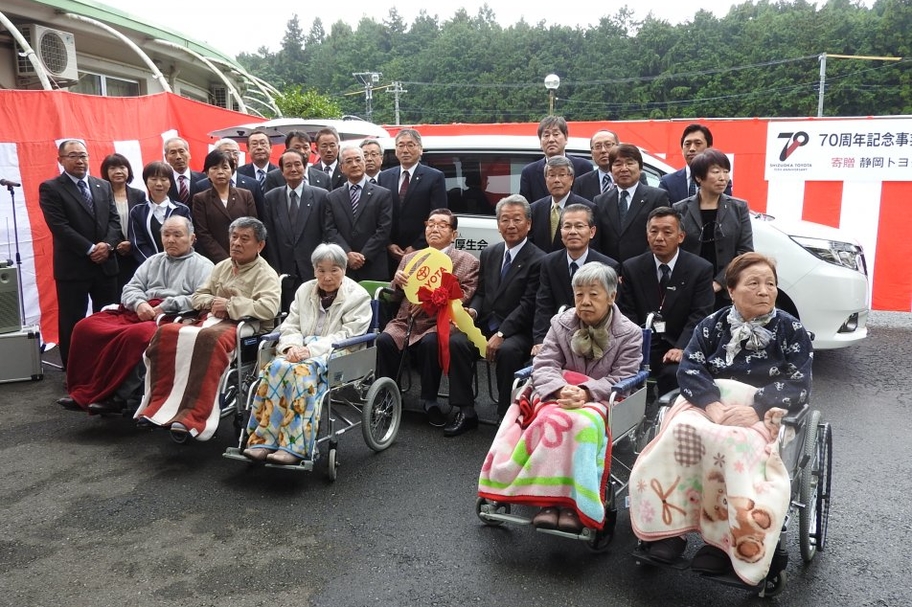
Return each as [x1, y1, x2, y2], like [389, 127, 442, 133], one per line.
[478, 387, 611, 529]
[628, 380, 791, 585]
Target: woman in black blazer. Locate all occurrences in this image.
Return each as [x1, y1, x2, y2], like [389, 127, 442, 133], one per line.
[672, 149, 753, 310]
[192, 149, 258, 263]
[100, 153, 146, 291]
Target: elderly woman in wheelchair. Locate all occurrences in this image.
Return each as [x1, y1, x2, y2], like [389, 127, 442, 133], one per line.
[242, 243, 372, 465]
[478, 262, 642, 535]
[629, 252, 815, 591]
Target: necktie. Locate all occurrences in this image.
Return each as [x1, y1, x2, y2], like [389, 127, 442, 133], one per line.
[601, 173, 611, 194]
[550, 203, 560, 242]
[178, 175, 189, 204]
[324, 164, 332, 174]
[257, 169, 266, 184]
[399, 170, 410, 199]
[500, 250, 512, 284]
[350, 184, 361, 215]
[659, 263, 671, 292]
[77, 179, 94, 212]
[369, 177, 377, 185]
[288, 190, 299, 222]
[569, 261, 579, 278]
[688, 177, 698, 197]
[618, 190, 629, 223]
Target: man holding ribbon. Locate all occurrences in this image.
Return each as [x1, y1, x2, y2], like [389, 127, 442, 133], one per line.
[375, 208, 479, 428]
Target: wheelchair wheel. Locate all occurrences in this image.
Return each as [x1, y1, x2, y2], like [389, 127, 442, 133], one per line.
[475, 497, 511, 526]
[327, 447, 338, 482]
[587, 481, 617, 553]
[799, 412, 832, 562]
[362, 377, 402, 452]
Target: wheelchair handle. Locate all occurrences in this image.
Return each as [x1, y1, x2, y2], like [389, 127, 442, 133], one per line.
[332, 333, 379, 349]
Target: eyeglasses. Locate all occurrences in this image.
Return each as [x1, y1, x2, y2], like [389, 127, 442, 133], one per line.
[62, 154, 89, 160]
[425, 221, 453, 230]
[591, 142, 617, 151]
[396, 142, 419, 150]
[561, 222, 590, 232]
[699, 221, 726, 243]
[362, 151, 382, 158]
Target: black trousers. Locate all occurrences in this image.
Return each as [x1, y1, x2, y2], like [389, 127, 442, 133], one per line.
[376, 331, 442, 402]
[449, 330, 532, 416]
[650, 341, 680, 397]
[56, 276, 118, 368]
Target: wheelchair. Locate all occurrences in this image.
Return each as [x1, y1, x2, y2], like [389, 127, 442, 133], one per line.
[222, 297, 402, 479]
[474, 328, 653, 552]
[631, 391, 833, 597]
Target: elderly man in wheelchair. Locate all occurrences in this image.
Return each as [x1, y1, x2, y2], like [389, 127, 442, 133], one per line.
[59, 216, 213, 415]
[477, 262, 642, 542]
[629, 252, 823, 595]
[134, 217, 281, 440]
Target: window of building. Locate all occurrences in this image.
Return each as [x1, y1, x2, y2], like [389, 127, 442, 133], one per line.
[71, 72, 140, 97]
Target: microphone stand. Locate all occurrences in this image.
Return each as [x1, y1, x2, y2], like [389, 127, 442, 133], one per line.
[3, 180, 62, 370]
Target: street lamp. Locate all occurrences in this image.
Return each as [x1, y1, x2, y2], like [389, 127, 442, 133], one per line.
[544, 74, 560, 115]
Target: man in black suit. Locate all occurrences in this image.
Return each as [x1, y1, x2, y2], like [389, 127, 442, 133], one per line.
[361, 139, 384, 183]
[164, 136, 206, 205]
[658, 123, 732, 203]
[314, 127, 345, 190]
[378, 128, 447, 276]
[617, 207, 714, 395]
[519, 115, 593, 203]
[572, 129, 619, 202]
[261, 149, 329, 310]
[323, 146, 393, 281]
[262, 131, 330, 193]
[594, 144, 670, 264]
[529, 155, 594, 253]
[38, 140, 121, 371]
[447, 194, 545, 433]
[237, 129, 279, 186]
[196, 139, 267, 219]
[532, 204, 619, 355]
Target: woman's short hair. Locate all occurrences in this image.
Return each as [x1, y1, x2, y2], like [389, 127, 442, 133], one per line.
[141, 161, 173, 185]
[725, 252, 778, 290]
[228, 216, 267, 242]
[311, 242, 348, 270]
[571, 262, 619, 296]
[690, 149, 731, 182]
[100, 153, 135, 184]
[203, 149, 237, 173]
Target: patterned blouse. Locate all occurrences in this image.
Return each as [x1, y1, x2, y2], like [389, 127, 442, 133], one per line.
[677, 306, 813, 415]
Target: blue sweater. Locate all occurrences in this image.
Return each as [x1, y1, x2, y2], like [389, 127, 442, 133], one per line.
[677, 307, 813, 415]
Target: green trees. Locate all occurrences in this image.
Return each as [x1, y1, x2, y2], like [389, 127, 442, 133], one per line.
[240, 1, 912, 122]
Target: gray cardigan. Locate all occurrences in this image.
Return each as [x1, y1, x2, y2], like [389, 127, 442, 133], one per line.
[120, 249, 213, 313]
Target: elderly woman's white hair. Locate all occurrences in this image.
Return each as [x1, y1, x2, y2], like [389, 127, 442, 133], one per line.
[571, 262, 618, 295]
[310, 242, 348, 269]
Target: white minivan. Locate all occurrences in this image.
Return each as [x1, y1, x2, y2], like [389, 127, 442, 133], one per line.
[378, 134, 869, 350]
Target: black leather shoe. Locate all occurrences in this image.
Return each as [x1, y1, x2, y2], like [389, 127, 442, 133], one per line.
[56, 396, 81, 411]
[443, 410, 478, 437]
[87, 400, 123, 416]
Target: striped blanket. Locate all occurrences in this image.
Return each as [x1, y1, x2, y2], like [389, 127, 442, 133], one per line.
[628, 380, 792, 586]
[478, 388, 611, 529]
[134, 315, 237, 440]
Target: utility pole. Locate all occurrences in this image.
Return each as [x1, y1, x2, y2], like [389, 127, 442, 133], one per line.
[387, 81, 407, 126]
[352, 71, 381, 121]
[817, 53, 901, 117]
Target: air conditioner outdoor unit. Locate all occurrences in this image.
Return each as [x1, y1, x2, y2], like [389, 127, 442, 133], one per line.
[15, 24, 79, 84]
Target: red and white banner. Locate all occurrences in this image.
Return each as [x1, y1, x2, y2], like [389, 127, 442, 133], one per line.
[0, 90, 260, 343]
[2, 92, 910, 346]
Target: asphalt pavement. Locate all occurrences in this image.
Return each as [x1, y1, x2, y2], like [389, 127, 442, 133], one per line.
[0, 312, 908, 607]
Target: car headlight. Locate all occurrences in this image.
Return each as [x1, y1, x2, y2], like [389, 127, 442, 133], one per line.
[791, 236, 867, 275]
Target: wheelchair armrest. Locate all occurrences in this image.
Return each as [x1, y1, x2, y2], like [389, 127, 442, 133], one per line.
[258, 331, 280, 342]
[657, 388, 680, 407]
[513, 366, 533, 381]
[332, 333, 378, 349]
[612, 370, 650, 395]
[781, 405, 810, 428]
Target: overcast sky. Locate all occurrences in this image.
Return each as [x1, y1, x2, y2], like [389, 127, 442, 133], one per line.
[103, 1, 764, 57]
